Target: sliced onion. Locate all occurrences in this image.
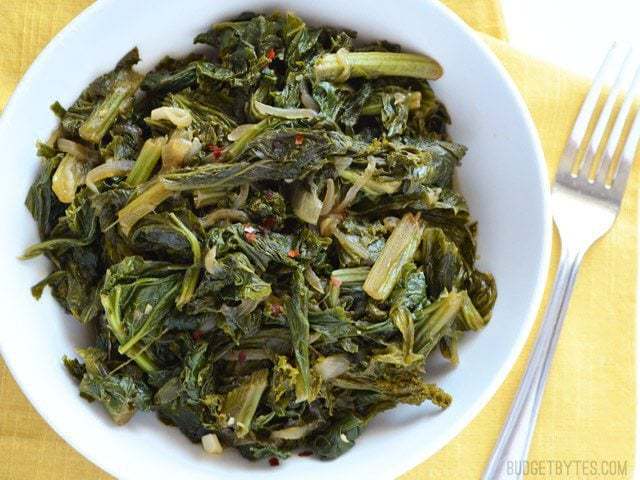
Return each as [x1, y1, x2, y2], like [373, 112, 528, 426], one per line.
[228, 123, 257, 142]
[315, 354, 350, 380]
[383, 216, 400, 231]
[220, 299, 261, 319]
[292, 186, 323, 224]
[253, 100, 318, 120]
[204, 246, 218, 274]
[320, 178, 336, 216]
[319, 215, 341, 237]
[232, 184, 250, 209]
[201, 208, 249, 227]
[333, 156, 353, 173]
[57, 138, 100, 163]
[304, 266, 325, 294]
[52, 154, 89, 203]
[162, 129, 200, 171]
[86, 160, 135, 193]
[201, 433, 223, 454]
[299, 82, 319, 111]
[270, 421, 321, 440]
[150, 106, 192, 128]
[162, 137, 193, 170]
[187, 137, 202, 159]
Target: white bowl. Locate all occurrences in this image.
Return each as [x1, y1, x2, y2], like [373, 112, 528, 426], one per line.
[0, 0, 551, 478]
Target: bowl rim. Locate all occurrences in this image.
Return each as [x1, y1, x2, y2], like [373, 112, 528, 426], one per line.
[0, 0, 552, 477]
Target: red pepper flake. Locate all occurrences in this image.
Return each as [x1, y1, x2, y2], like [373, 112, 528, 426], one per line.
[298, 450, 313, 457]
[192, 330, 204, 341]
[330, 277, 342, 288]
[287, 249, 300, 258]
[266, 48, 276, 62]
[294, 133, 304, 145]
[206, 144, 224, 160]
[270, 303, 283, 316]
[268, 457, 280, 467]
[261, 216, 276, 230]
[237, 350, 247, 364]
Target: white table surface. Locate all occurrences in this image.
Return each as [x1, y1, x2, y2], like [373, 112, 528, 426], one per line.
[500, 1, 640, 477]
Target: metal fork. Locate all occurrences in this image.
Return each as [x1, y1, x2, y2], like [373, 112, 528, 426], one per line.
[483, 44, 640, 480]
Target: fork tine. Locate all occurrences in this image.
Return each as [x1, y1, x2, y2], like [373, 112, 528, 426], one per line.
[596, 65, 640, 185]
[557, 43, 624, 177]
[577, 47, 633, 178]
[610, 105, 640, 196]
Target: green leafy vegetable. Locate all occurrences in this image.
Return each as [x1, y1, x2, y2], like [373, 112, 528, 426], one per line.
[73, 347, 152, 425]
[314, 50, 443, 82]
[100, 257, 183, 372]
[25, 147, 65, 237]
[309, 414, 364, 459]
[22, 11, 496, 463]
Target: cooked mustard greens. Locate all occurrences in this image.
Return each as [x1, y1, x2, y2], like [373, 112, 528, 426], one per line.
[23, 11, 496, 462]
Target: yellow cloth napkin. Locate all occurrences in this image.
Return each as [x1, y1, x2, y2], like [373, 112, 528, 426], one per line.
[0, 1, 636, 479]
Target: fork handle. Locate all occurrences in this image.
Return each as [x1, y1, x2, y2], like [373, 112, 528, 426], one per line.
[483, 246, 584, 480]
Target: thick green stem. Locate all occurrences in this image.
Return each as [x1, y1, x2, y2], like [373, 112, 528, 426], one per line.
[126, 137, 167, 186]
[193, 189, 227, 208]
[339, 169, 401, 196]
[314, 51, 443, 82]
[331, 267, 371, 286]
[332, 229, 370, 260]
[101, 289, 158, 373]
[117, 182, 173, 235]
[363, 212, 424, 300]
[224, 118, 275, 161]
[79, 71, 142, 143]
[169, 213, 203, 309]
[222, 369, 269, 438]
